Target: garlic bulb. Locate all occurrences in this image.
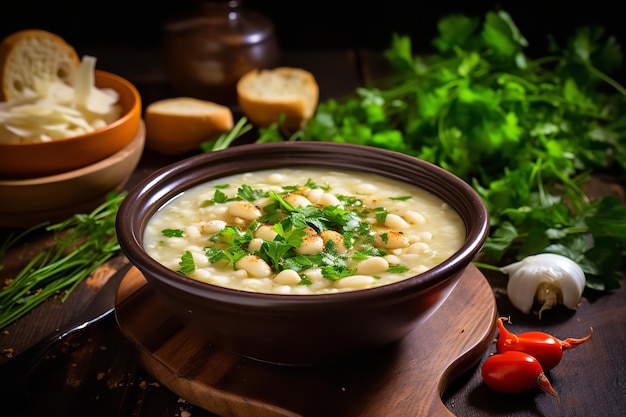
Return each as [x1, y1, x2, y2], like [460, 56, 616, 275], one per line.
[501, 253, 586, 318]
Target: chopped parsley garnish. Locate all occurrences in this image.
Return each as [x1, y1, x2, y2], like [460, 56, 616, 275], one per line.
[374, 207, 389, 224]
[387, 265, 410, 274]
[237, 184, 266, 201]
[180, 180, 412, 283]
[162, 228, 184, 238]
[177, 250, 196, 275]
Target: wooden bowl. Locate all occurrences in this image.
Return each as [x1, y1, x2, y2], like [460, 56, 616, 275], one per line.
[0, 70, 141, 179]
[0, 120, 145, 229]
[116, 142, 490, 366]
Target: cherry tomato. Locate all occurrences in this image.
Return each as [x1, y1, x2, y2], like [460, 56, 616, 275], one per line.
[496, 317, 594, 371]
[481, 351, 559, 401]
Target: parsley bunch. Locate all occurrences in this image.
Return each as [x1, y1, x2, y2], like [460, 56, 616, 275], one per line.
[246, 10, 626, 291]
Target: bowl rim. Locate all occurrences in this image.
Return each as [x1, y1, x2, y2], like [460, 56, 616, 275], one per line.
[0, 69, 141, 149]
[117, 141, 490, 302]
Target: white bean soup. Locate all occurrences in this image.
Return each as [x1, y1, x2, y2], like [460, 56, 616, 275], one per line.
[143, 168, 466, 294]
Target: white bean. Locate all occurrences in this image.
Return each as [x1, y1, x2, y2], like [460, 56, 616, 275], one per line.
[184, 225, 201, 239]
[406, 242, 431, 254]
[191, 268, 211, 282]
[191, 250, 209, 267]
[384, 213, 410, 230]
[200, 219, 227, 234]
[232, 269, 249, 279]
[256, 197, 274, 208]
[374, 230, 410, 249]
[355, 183, 377, 194]
[210, 275, 232, 287]
[163, 237, 188, 250]
[235, 255, 272, 277]
[319, 193, 341, 207]
[306, 188, 324, 204]
[398, 253, 424, 265]
[320, 230, 347, 253]
[335, 275, 377, 289]
[247, 237, 264, 253]
[404, 210, 427, 225]
[273, 269, 301, 285]
[384, 254, 402, 265]
[228, 201, 262, 220]
[255, 224, 278, 241]
[418, 231, 433, 241]
[241, 278, 266, 292]
[212, 205, 229, 216]
[284, 193, 311, 208]
[302, 268, 323, 283]
[273, 285, 293, 294]
[296, 234, 324, 254]
[266, 173, 287, 184]
[356, 256, 389, 275]
[411, 265, 430, 275]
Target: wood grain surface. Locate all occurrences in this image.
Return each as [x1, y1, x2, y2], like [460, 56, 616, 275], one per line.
[115, 264, 497, 417]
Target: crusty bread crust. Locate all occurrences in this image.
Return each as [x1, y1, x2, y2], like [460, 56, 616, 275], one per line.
[237, 67, 319, 131]
[145, 97, 234, 155]
[0, 29, 80, 101]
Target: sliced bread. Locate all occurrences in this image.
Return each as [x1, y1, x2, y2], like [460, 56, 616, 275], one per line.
[144, 97, 234, 155]
[237, 67, 319, 131]
[0, 29, 80, 101]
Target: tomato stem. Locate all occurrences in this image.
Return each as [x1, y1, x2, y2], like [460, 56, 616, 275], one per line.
[497, 316, 520, 344]
[537, 373, 560, 404]
[561, 327, 594, 350]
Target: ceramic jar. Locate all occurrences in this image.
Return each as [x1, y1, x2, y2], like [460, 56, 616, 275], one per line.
[162, 0, 280, 105]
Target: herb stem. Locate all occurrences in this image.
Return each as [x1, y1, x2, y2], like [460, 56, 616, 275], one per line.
[0, 192, 125, 330]
[585, 63, 626, 97]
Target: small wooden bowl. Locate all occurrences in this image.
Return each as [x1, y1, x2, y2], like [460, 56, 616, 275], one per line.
[0, 70, 141, 179]
[0, 121, 145, 229]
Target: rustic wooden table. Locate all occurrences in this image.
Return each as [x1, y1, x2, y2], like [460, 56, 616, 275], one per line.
[0, 47, 624, 417]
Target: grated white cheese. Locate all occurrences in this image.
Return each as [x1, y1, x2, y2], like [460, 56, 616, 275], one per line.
[0, 55, 121, 143]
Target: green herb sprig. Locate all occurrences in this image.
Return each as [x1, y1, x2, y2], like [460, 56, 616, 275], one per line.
[0, 192, 125, 329]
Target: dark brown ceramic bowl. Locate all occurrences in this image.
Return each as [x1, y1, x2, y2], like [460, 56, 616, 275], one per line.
[116, 142, 489, 366]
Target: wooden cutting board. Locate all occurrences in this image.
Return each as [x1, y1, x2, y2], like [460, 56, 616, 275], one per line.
[115, 265, 497, 417]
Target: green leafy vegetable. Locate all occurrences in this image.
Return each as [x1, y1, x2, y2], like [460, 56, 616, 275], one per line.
[0, 192, 125, 329]
[222, 9, 626, 291]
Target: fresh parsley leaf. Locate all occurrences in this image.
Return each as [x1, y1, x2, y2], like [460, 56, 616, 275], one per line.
[177, 251, 196, 275]
[374, 207, 389, 224]
[162, 228, 184, 238]
[259, 240, 296, 270]
[238, 184, 266, 201]
[387, 265, 410, 273]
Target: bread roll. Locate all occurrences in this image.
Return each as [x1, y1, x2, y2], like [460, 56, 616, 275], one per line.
[237, 67, 319, 131]
[144, 97, 234, 155]
[0, 29, 80, 101]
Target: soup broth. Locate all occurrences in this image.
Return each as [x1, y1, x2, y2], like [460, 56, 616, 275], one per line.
[143, 168, 465, 294]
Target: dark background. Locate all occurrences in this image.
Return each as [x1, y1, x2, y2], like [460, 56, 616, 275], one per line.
[1, 0, 624, 56]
